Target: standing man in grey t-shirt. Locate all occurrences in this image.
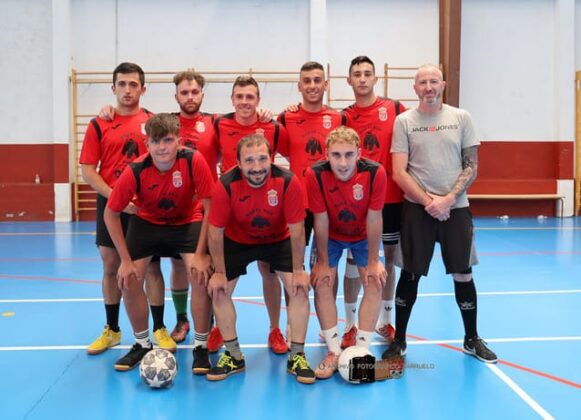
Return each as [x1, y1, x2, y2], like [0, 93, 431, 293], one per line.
[382, 64, 497, 364]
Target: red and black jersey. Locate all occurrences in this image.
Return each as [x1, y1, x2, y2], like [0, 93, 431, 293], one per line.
[79, 109, 152, 188]
[306, 158, 387, 242]
[213, 113, 287, 172]
[209, 164, 305, 244]
[277, 106, 346, 206]
[107, 148, 214, 225]
[177, 112, 220, 181]
[344, 97, 405, 203]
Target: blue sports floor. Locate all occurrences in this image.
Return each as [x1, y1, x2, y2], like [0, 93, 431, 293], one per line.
[0, 217, 579, 419]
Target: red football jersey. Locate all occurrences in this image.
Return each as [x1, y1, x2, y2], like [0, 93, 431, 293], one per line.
[306, 159, 387, 242]
[209, 165, 305, 244]
[177, 112, 220, 181]
[213, 113, 286, 172]
[107, 148, 214, 225]
[344, 97, 406, 203]
[79, 109, 152, 187]
[277, 106, 346, 206]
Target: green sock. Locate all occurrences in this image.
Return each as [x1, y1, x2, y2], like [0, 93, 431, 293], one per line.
[171, 288, 189, 320]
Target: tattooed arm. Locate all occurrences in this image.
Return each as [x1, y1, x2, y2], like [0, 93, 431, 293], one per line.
[450, 145, 479, 196]
[425, 145, 479, 221]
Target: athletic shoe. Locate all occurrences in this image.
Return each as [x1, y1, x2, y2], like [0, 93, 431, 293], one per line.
[170, 319, 190, 343]
[287, 353, 316, 384]
[206, 351, 245, 381]
[376, 324, 396, 343]
[192, 346, 211, 375]
[268, 327, 289, 354]
[87, 325, 121, 355]
[114, 343, 152, 371]
[153, 327, 177, 353]
[341, 325, 357, 349]
[314, 351, 339, 379]
[207, 327, 224, 353]
[463, 337, 498, 363]
[381, 338, 407, 360]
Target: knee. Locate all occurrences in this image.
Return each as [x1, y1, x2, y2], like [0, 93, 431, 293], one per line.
[452, 272, 472, 282]
[400, 270, 421, 282]
[291, 291, 309, 308]
[212, 290, 230, 307]
[363, 283, 382, 299]
[315, 282, 333, 298]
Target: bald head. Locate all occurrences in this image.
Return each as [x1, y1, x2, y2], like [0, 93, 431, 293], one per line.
[415, 64, 443, 83]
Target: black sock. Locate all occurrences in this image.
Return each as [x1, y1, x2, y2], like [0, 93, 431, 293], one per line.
[150, 305, 166, 331]
[105, 303, 120, 332]
[454, 279, 478, 339]
[394, 270, 420, 342]
[177, 313, 188, 323]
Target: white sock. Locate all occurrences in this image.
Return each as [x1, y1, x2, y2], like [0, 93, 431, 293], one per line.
[194, 331, 209, 348]
[356, 329, 373, 349]
[378, 299, 394, 326]
[135, 329, 152, 348]
[322, 326, 341, 355]
[344, 302, 357, 330]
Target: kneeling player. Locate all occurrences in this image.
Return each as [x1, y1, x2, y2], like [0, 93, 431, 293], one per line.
[206, 134, 315, 384]
[307, 126, 387, 379]
[104, 113, 215, 371]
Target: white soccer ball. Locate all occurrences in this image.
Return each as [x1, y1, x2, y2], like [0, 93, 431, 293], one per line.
[139, 349, 177, 388]
[338, 346, 373, 384]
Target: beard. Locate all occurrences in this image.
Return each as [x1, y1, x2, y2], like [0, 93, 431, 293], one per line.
[179, 101, 201, 116]
[245, 170, 268, 187]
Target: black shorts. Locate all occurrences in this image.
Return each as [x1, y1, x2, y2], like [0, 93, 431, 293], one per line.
[400, 200, 474, 276]
[382, 202, 402, 245]
[223, 237, 293, 281]
[304, 209, 314, 246]
[126, 216, 201, 261]
[95, 194, 131, 248]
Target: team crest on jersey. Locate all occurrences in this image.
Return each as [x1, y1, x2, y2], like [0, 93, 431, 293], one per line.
[172, 171, 183, 188]
[353, 184, 364, 201]
[322, 115, 332, 129]
[196, 121, 206, 133]
[267, 189, 278, 207]
[141, 123, 146, 135]
[256, 128, 265, 136]
[378, 107, 388, 122]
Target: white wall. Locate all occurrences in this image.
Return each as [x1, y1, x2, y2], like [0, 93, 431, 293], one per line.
[71, 0, 311, 114]
[461, 0, 557, 141]
[0, 0, 53, 143]
[0, 0, 579, 143]
[326, 0, 439, 108]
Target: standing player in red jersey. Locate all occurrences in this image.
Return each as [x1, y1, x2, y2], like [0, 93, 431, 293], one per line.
[277, 61, 345, 344]
[163, 70, 220, 351]
[213, 76, 291, 354]
[104, 113, 215, 371]
[205, 134, 315, 384]
[340, 56, 407, 347]
[80, 63, 175, 357]
[277, 61, 346, 248]
[306, 126, 388, 378]
[95, 70, 218, 348]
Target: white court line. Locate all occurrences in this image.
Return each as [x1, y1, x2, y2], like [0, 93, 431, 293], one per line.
[487, 364, 554, 420]
[2, 289, 580, 304]
[2, 336, 580, 351]
[0, 232, 94, 236]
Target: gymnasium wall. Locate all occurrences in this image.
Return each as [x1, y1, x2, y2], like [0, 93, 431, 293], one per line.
[0, 0, 578, 220]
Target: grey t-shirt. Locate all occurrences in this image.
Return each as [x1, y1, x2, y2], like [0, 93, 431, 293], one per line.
[391, 104, 479, 208]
